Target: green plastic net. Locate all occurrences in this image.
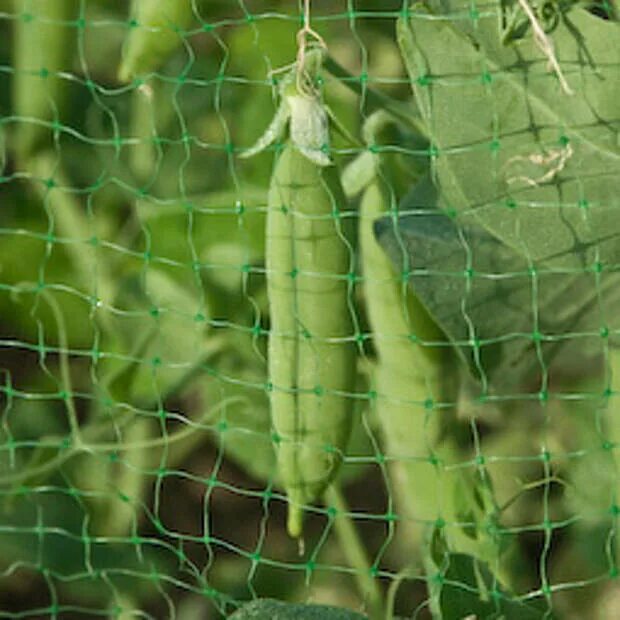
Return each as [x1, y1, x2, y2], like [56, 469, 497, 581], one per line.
[2, 1, 620, 618]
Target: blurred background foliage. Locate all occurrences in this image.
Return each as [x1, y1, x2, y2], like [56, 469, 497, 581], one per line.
[0, 2, 407, 617]
[0, 1, 618, 618]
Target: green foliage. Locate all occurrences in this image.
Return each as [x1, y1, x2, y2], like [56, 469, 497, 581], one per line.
[374, 175, 620, 391]
[398, 4, 620, 269]
[2, 1, 620, 618]
[383, 5, 620, 394]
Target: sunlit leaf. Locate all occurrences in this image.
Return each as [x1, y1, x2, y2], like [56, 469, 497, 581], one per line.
[398, 5, 620, 269]
[374, 175, 620, 390]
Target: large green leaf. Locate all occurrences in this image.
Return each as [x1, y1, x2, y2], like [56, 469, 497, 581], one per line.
[374, 175, 620, 390]
[398, 5, 620, 270]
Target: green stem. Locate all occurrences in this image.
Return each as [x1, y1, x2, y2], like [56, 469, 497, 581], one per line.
[92, 396, 246, 455]
[324, 485, 385, 620]
[12, 0, 78, 164]
[326, 105, 364, 149]
[29, 152, 117, 338]
[323, 55, 428, 138]
[36, 286, 81, 441]
[102, 416, 151, 536]
[385, 568, 407, 620]
[129, 85, 157, 183]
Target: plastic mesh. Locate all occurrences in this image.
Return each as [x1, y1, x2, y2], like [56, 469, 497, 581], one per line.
[1, 1, 619, 618]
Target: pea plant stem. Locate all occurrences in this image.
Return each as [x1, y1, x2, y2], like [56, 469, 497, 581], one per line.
[38, 287, 81, 441]
[323, 55, 428, 139]
[129, 85, 157, 183]
[29, 152, 117, 339]
[102, 415, 151, 536]
[12, 0, 77, 164]
[324, 485, 385, 620]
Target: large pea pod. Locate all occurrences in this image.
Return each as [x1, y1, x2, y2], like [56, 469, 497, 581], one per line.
[118, 0, 194, 82]
[12, 0, 78, 163]
[267, 144, 355, 538]
[361, 159, 502, 574]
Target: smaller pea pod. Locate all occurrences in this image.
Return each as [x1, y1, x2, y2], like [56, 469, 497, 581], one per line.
[356, 112, 455, 550]
[118, 0, 194, 82]
[360, 173, 449, 536]
[12, 0, 78, 163]
[267, 144, 355, 538]
[360, 114, 507, 577]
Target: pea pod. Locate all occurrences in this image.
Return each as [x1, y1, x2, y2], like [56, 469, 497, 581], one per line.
[360, 176, 448, 535]
[354, 112, 453, 547]
[359, 116, 506, 581]
[267, 144, 355, 538]
[118, 0, 193, 82]
[12, 0, 78, 163]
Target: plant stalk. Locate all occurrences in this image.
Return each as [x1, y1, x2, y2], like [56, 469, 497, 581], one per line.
[324, 485, 385, 620]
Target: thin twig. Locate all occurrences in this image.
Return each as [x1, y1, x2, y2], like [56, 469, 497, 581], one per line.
[324, 485, 385, 620]
[517, 0, 574, 95]
[295, 0, 326, 96]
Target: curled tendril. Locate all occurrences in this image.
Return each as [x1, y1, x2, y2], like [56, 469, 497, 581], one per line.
[501, 0, 564, 44]
[500, 0, 574, 94]
[540, 1, 562, 32]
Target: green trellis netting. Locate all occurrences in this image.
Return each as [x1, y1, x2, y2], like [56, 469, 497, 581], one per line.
[2, 0, 620, 618]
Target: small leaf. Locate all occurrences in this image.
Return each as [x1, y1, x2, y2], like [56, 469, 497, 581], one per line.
[288, 94, 332, 166]
[239, 101, 291, 159]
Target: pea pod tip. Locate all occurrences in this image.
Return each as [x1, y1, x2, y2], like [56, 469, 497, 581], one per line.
[287, 505, 304, 539]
